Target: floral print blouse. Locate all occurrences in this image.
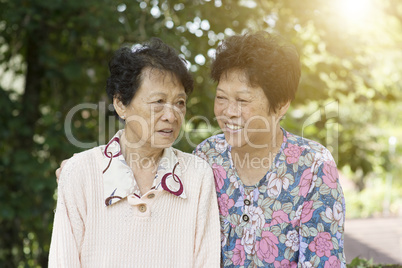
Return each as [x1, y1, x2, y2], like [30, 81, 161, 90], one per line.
[194, 128, 346, 267]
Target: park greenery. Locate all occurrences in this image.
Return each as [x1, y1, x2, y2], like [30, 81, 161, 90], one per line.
[1, 0, 401, 266]
[348, 257, 402, 268]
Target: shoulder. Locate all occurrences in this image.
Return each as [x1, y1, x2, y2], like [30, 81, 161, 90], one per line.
[59, 147, 103, 185]
[194, 134, 226, 151]
[193, 134, 228, 157]
[174, 148, 211, 173]
[283, 129, 336, 165]
[61, 147, 101, 171]
[174, 149, 215, 191]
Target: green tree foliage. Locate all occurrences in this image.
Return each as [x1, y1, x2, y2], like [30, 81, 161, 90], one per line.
[1, 0, 401, 266]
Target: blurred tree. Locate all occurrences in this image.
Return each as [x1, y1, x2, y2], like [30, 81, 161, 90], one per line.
[1, 0, 401, 266]
[0, 1, 125, 266]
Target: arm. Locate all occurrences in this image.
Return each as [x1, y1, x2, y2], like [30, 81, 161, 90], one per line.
[194, 163, 221, 267]
[55, 154, 76, 183]
[49, 155, 86, 267]
[298, 158, 346, 267]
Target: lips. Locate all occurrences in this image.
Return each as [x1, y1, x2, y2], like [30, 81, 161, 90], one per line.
[159, 129, 173, 133]
[226, 123, 243, 130]
[157, 128, 174, 136]
[221, 123, 244, 133]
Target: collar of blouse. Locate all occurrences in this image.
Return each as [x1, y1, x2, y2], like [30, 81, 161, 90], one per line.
[102, 130, 186, 207]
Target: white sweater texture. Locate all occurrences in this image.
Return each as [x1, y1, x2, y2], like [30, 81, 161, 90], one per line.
[48, 146, 221, 267]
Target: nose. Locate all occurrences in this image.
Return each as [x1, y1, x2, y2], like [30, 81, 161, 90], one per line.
[161, 104, 177, 123]
[224, 101, 241, 118]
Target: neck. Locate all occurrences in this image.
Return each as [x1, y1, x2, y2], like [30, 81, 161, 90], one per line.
[120, 131, 163, 170]
[232, 126, 283, 163]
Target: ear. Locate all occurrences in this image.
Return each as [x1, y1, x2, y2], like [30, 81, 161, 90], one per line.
[277, 101, 290, 118]
[113, 97, 126, 120]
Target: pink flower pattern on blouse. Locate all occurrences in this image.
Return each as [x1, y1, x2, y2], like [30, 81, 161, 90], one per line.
[274, 258, 297, 268]
[301, 201, 315, 224]
[308, 232, 334, 258]
[218, 194, 235, 217]
[255, 227, 279, 263]
[194, 128, 346, 267]
[270, 210, 289, 226]
[212, 163, 226, 192]
[325, 255, 342, 268]
[284, 143, 304, 164]
[232, 239, 246, 266]
[322, 162, 339, 189]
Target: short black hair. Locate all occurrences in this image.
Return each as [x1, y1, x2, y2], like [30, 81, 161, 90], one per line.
[106, 38, 193, 106]
[211, 31, 301, 113]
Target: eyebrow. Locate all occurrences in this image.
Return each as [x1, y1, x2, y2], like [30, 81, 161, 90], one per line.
[177, 93, 187, 98]
[149, 92, 187, 99]
[216, 88, 250, 94]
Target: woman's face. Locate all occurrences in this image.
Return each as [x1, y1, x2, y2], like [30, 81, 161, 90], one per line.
[119, 69, 186, 150]
[214, 69, 283, 150]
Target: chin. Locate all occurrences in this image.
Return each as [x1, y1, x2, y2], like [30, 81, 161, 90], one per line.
[151, 142, 174, 149]
[224, 136, 246, 149]
[152, 139, 176, 149]
[151, 134, 178, 148]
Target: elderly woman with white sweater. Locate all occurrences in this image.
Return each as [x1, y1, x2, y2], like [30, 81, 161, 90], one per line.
[48, 38, 220, 267]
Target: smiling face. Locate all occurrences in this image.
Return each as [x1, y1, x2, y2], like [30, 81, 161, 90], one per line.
[214, 69, 287, 150]
[115, 68, 186, 150]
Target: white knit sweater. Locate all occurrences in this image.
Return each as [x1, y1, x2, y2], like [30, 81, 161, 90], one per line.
[48, 146, 220, 267]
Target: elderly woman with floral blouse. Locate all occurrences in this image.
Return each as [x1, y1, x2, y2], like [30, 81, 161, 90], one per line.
[193, 32, 345, 267]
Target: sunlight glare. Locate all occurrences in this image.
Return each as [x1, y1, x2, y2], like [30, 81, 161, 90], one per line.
[337, 0, 373, 23]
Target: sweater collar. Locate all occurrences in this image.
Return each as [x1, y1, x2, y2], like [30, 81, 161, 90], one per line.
[102, 130, 186, 207]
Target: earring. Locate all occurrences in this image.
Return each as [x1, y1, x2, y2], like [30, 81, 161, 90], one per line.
[121, 115, 125, 119]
